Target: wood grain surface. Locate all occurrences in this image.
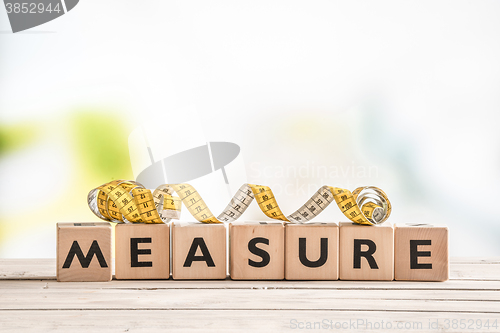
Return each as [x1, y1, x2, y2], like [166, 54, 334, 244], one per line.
[0, 258, 499, 332]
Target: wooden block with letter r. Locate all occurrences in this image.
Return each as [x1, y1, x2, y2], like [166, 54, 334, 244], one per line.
[230, 221, 284, 280]
[285, 223, 339, 280]
[339, 222, 394, 281]
[172, 222, 226, 280]
[115, 223, 170, 280]
[395, 223, 449, 281]
[56, 222, 112, 282]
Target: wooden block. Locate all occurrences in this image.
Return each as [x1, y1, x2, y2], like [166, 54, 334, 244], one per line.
[115, 223, 170, 280]
[56, 222, 112, 282]
[285, 223, 339, 280]
[230, 221, 284, 280]
[172, 222, 226, 280]
[395, 223, 449, 281]
[339, 222, 394, 281]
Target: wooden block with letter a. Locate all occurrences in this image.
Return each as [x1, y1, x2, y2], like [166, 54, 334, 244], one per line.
[339, 222, 394, 281]
[56, 222, 112, 282]
[172, 222, 226, 280]
[395, 223, 449, 281]
[230, 221, 284, 280]
[285, 223, 339, 280]
[115, 223, 170, 280]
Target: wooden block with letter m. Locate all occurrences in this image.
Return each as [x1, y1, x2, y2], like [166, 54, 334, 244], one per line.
[56, 222, 112, 282]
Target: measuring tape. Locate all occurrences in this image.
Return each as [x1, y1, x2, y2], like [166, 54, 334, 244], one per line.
[88, 181, 391, 225]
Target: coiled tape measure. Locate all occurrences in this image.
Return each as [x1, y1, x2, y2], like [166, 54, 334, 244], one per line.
[88, 181, 391, 225]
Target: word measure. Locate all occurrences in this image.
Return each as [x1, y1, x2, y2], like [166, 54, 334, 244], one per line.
[56, 221, 449, 282]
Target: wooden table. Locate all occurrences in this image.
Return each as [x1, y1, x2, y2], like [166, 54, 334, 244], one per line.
[1, 258, 499, 332]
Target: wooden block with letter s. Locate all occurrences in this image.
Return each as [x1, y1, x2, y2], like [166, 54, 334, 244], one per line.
[230, 221, 284, 280]
[395, 223, 449, 281]
[339, 222, 394, 281]
[172, 222, 226, 280]
[285, 222, 339, 280]
[115, 223, 170, 280]
[56, 222, 112, 282]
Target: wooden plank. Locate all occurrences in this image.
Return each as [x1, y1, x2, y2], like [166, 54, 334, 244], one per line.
[451, 257, 500, 264]
[1, 284, 499, 313]
[3, 279, 500, 300]
[451, 263, 500, 280]
[67, 279, 500, 290]
[3, 278, 500, 292]
[1, 310, 499, 333]
[1, 259, 500, 281]
[2, 278, 500, 292]
[0, 259, 56, 280]
[1, 258, 499, 332]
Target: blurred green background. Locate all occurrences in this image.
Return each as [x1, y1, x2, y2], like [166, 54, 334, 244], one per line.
[0, 111, 133, 256]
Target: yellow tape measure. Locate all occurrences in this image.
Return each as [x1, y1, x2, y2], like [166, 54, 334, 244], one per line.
[88, 180, 391, 225]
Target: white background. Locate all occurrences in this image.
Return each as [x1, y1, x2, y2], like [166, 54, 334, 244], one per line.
[1, 0, 499, 257]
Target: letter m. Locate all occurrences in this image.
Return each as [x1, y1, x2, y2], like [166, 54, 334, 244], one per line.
[62, 240, 108, 268]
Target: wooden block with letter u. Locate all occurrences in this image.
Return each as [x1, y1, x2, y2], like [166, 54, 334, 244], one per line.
[230, 221, 284, 280]
[339, 222, 394, 281]
[56, 222, 112, 282]
[115, 223, 170, 280]
[395, 223, 449, 281]
[172, 222, 226, 280]
[285, 223, 339, 280]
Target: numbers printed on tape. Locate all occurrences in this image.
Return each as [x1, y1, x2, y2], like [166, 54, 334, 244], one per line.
[88, 180, 391, 225]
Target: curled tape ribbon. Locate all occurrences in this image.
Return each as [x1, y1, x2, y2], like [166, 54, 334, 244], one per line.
[88, 181, 391, 225]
